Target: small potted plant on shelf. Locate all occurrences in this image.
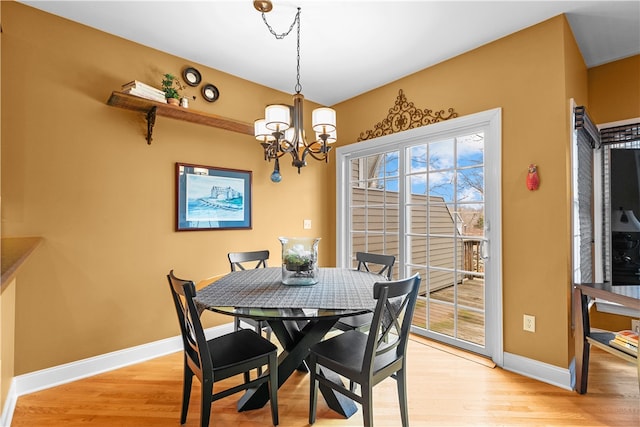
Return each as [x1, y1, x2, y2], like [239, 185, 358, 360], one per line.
[161, 73, 184, 106]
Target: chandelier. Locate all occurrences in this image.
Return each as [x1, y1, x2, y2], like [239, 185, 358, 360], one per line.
[253, 1, 337, 183]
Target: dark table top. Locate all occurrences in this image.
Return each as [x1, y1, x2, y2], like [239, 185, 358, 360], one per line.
[575, 282, 640, 310]
[195, 267, 386, 321]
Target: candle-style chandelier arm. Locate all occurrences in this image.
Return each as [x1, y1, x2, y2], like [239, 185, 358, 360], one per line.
[301, 141, 333, 163]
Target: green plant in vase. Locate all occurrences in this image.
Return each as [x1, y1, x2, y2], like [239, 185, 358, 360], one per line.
[161, 73, 184, 105]
[284, 245, 313, 272]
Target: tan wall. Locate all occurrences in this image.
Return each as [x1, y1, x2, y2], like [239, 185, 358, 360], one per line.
[333, 16, 586, 368]
[2, 2, 638, 377]
[588, 55, 640, 124]
[1, 2, 333, 374]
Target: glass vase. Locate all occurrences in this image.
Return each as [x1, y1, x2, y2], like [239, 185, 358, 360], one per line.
[279, 236, 320, 285]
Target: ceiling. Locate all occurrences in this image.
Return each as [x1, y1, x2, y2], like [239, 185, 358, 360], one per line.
[20, 1, 640, 106]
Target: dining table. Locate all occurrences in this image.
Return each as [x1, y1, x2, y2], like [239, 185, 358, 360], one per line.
[194, 266, 386, 418]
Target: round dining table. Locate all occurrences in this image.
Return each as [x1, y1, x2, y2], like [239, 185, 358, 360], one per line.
[194, 266, 386, 418]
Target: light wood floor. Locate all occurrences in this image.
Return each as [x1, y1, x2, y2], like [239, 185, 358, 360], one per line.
[11, 335, 639, 426]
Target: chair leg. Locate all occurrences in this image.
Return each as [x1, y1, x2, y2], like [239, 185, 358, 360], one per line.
[308, 356, 319, 425]
[361, 384, 374, 427]
[254, 322, 264, 376]
[264, 321, 272, 341]
[180, 365, 193, 424]
[200, 379, 213, 427]
[268, 352, 279, 425]
[397, 368, 409, 427]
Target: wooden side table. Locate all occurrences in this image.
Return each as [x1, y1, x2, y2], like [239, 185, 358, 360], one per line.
[573, 282, 640, 393]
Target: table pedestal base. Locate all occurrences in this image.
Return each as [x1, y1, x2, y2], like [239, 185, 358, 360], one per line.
[237, 317, 358, 418]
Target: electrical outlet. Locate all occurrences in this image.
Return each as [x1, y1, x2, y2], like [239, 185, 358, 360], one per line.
[632, 319, 640, 334]
[523, 314, 536, 332]
[303, 219, 312, 229]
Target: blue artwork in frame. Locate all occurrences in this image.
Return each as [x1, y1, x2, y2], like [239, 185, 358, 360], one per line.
[176, 162, 252, 231]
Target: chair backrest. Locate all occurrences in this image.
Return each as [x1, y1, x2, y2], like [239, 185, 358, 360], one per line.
[228, 250, 270, 271]
[363, 273, 421, 372]
[167, 270, 213, 379]
[356, 252, 396, 279]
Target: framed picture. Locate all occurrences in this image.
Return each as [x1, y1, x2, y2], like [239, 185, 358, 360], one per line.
[176, 163, 252, 231]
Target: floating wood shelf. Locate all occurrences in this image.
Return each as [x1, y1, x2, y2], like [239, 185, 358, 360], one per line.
[107, 91, 253, 144]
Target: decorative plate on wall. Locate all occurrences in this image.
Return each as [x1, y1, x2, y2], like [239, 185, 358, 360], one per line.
[182, 67, 202, 87]
[202, 84, 220, 102]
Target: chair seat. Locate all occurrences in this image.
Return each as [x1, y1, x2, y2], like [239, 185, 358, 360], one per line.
[335, 312, 373, 330]
[210, 329, 277, 373]
[311, 330, 401, 378]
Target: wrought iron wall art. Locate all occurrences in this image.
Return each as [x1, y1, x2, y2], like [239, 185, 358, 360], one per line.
[357, 89, 458, 141]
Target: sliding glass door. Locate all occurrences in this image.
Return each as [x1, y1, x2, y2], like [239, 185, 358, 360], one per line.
[336, 109, 502, 360]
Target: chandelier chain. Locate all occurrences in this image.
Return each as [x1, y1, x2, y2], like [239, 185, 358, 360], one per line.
[295, 10, 301, 93]
[260, 8, 302, 94]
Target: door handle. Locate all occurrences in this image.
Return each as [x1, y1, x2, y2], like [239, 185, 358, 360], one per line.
[480, 239, 489, 260]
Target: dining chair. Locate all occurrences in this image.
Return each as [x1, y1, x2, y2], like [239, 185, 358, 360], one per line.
[308, 273, 421, 427]
[228, 249, 270, 271]
[167, 270, 279, 427]
[227, 250, 272, 341]
[334, 252, 396, 332]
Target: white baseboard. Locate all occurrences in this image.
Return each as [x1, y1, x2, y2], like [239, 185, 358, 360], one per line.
[0, 323, 233, 427]
[503, 351, 574, 390]
[0, 380, 16, 427]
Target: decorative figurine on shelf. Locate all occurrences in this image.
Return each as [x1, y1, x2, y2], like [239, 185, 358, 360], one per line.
[161, 73, 185, 106]
[526, 163, 540, 191]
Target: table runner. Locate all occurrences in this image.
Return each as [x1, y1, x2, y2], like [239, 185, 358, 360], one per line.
[195, 267, 383, 310]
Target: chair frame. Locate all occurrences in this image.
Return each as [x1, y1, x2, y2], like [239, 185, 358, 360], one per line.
[355, 251, 396, 279]
[227, 250, 273, 341]
[167, 270, 279, 426]
[228, 250, 270, 271]
[335, 252, 396, 333]
[309, 273, 421, 427]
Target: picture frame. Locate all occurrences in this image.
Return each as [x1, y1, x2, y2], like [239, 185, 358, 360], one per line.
[176, 162, 252, 231]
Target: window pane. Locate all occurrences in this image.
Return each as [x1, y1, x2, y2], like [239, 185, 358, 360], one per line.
[351, 207, 366, 231]
[428, 301, 454, 337]
[457, 167, 483, 202]
[351, 181, 366, 206]
[407, 174, 427, 204]
[409, 145, 427, 173]
[407, 235, 427, 266]
[428, 171, 454, 202]
[458, 203, 484, 237]
[428, 203, 456, 236]
[429, 139, 454, 171]
[367, 207, 384, 231]
[408, 206, 427, 234]
[368, 234, 384, 253]
[384, 151, 400, 177]
[457, 133, 484, 167]
[429, 236, 456, 270]
[386, 205, 399, 233]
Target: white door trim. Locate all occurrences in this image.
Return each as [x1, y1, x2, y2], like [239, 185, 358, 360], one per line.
[336, 108, 503, 365]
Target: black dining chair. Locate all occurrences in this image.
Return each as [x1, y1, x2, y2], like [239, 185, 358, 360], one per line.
[228, 249, 270, 271]
[308, 273, 420, 427]
[334, 252, 396, 333]
[167, 270, 279, 427]
[227, 250, 272, 341]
